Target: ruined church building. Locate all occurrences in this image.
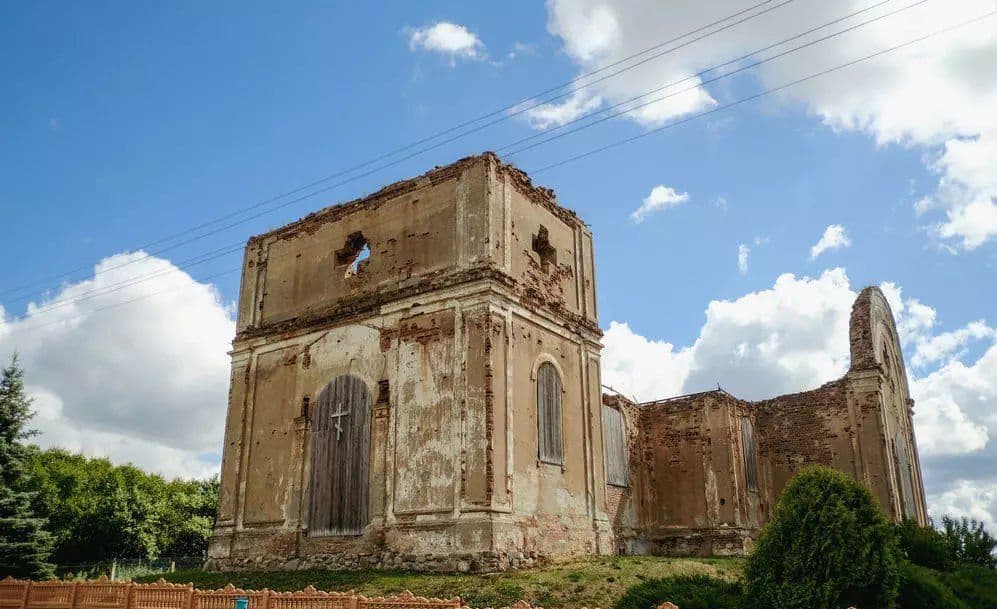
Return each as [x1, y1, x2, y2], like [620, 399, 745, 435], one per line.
[208, 153, 927, 572]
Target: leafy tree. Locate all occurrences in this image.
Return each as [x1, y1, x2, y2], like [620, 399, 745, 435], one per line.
[941, 516, 997, 569]
[22, 448, 218, 564]
[897, 563, 967, 609]
[158, 477, 219, 558]
[744, 466, 900, 609]
[0, 355, 55, 578]
[938, 564, 997, 609]
[896, 519, 955, 571]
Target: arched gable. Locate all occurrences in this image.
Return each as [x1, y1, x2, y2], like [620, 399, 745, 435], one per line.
[848, 286, 911, 401]
[848, 286, 926, 523]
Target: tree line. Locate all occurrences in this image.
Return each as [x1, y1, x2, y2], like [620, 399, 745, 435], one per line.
[0, 356, 218, 579]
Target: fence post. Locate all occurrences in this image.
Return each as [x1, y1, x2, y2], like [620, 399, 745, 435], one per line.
[20, 580, 31, 609]
[69, 582, 79, 609]
[183, 584, 194, 609]
[261, 590, 271, 609]
[347, 595, 359, 609]
[123, 582, 134, 609]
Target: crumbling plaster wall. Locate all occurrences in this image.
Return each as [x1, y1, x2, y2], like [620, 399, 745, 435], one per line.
[611, 286, 927, 558]
[210, 153, 609, 572]
[613, 391, 760, 557]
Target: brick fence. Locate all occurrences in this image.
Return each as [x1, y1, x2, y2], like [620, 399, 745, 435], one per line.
[0, 578, 627, 609]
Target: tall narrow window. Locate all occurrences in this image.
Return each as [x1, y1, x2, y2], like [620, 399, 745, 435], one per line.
[894, 431, 916, 519]
[741, 418, 758, 492]
[536, 362, 563, 465]
[603, 405, 628, 486]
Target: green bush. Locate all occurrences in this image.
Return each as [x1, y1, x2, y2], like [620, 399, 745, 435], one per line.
[938, 564, 997, 609]
[614, 575, 742, 609]
[896, 519, 954, 571]
[897, 563, 966, 609]
[743, 466, 900, 609]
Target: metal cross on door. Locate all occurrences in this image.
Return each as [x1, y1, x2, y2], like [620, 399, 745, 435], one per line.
[329, 403, 350, 441]
[308, 375, 371, 536]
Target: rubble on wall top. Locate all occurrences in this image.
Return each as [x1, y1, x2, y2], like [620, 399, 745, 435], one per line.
[246, 152, 584, 245]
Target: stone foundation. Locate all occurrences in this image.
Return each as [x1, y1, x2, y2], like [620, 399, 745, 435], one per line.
[207, 514, 605, 573]
[620, 528, 755, 557]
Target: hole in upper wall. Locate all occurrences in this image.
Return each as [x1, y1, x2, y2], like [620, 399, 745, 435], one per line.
[335, 232, 371, 278]
[532, 225, 557, 271]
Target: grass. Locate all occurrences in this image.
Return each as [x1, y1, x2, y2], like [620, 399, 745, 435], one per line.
[136, 556, 744, 609]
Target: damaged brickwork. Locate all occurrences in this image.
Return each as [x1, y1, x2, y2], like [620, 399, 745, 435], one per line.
[606, 286, 929, 557]
[209, 153, 926, 572]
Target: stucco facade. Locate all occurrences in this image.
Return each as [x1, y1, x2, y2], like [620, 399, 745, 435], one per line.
[207, 153, 610, 572]
[209, 153, 927, 571]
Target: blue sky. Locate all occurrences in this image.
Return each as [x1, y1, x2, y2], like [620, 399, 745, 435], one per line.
[1, 1, 995, 524]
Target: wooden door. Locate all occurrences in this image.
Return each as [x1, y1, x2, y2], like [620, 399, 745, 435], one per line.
[308, 374, 372, 536]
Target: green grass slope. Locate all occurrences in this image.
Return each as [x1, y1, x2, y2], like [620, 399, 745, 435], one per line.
[137, 557, 744, 609]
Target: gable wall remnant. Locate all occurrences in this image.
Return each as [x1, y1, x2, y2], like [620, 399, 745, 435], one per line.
[607, 286, 928, 557]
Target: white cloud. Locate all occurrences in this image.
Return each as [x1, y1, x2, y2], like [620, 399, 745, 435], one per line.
[0, 252, 234, 479]
[601, 268, 997, 525]
[407, 22, 486, 64]
[542, 1, 997, 250]
[737, 243, 750, 275]
[911, 343, 996, 456]
[684, 268, 856, 398]
[912, 320, 994, 368]
[506, 41, 538, 61]
[601, 321, 691, 402]
[524, 90, 604, 130]
[928, 479, 997, 525]
[736, 236, 768, 275]
[810, 224, 852, 259]
[630, 184, 689, 223]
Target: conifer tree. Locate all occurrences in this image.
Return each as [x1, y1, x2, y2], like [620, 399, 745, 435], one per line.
[0, 354, 54, 579]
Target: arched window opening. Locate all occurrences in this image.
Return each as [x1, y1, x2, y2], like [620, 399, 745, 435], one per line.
[335, 232, 371, 278]
[603, 405, 628, 487]
[741, 418, 758, 492]
[536, 361, 563, 465]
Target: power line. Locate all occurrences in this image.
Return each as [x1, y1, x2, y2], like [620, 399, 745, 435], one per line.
[5, 6, 991, 330]
[0, 0, 793, 304]
[496, 0, 909, 156]
[529, 9, 997, 175]
[0, 0, 951, 326]
[0, 0, 885, 316]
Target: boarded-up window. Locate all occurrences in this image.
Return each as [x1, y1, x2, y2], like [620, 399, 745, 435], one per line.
[536, 362, 563, 465]
[741, 418, 758, 492]
[894, 431, 916, 519]
[602, 405, 628, 486]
